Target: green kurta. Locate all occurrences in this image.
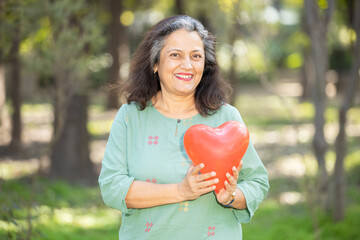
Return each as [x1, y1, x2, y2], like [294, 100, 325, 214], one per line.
[98, 102, 269, 240]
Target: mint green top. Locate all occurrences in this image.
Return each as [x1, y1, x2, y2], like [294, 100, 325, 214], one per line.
[98, 102, 269, 240]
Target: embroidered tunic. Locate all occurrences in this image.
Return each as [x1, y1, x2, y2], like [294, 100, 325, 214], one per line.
[98, 102, 269, 240]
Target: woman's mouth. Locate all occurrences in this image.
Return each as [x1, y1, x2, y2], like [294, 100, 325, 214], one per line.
[175, 73, 193, 81]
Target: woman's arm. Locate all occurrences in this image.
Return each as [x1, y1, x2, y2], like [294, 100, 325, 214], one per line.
[126, 163, 219, 209]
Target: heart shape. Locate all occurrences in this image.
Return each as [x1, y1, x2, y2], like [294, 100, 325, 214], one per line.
[183, 121, 249, 193]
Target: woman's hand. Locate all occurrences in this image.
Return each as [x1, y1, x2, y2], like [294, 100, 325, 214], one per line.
[178, 163, 219, 201]
[215, 160, 243, 206]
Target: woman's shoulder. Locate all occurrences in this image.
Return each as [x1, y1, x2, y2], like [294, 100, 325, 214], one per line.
[118, 101, 143, 113]
[116, 101, 152, 121]
[217, 102, 240, 115]
[211, 103, 244, 123]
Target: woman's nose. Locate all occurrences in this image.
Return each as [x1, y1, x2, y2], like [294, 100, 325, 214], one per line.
[181, 56, 193, 69]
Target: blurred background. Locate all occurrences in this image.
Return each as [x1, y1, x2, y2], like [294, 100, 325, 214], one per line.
[0, 0, 359, 239]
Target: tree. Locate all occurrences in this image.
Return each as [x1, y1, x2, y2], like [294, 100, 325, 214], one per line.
[304, 0, 337, 208]
[0, 0, 25, 151]
[0, 0, 42, 151]
[8, 23, 22, 151]
[46, 0, 105, 182]
[50, 94, 94, 181]
[175, 0, 185, 15]
[0, 52, 9, 143]
[18, 0, 106, 182]
[334, 0, 360, 221]
[106, 0, 128, 109]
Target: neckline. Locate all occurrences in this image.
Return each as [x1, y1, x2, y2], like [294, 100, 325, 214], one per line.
[149, 102, 200, 121]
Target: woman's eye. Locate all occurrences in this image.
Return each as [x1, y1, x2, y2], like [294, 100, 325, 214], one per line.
[170, 53, 179, 57]
[193, 54, 203, 59]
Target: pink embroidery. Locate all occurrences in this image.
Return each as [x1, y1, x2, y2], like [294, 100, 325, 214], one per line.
[147, 136, 159, 145]
[145, 222, 153, 232]
[179, 202, 189, 212]
[207, 226, 215, 236]
[147, 136, 153, 145]
[146, 178, 157, 183]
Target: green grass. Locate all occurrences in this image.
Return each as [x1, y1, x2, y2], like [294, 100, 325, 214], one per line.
[243, 200, 360, 240]
[0, 178, 120, 240]
[1, 177, 359, 240]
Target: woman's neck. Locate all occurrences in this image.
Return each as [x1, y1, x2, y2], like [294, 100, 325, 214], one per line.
[152, 91, 198, 119]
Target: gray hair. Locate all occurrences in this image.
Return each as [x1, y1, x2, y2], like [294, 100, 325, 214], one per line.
[150, 15, 216, 68]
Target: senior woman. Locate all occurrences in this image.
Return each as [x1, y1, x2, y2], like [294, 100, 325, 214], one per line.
[99, 15, 269, 239]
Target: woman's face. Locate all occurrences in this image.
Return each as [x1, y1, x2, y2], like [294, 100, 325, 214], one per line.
[154, 29, 205, 97]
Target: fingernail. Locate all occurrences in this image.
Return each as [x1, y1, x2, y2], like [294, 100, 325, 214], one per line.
[214, 178, 219, 183]
[200, 163, 204, 168]
[226, 172, 230, 177]
[233, 166, 236, 171]
[211, 171, 216, 176]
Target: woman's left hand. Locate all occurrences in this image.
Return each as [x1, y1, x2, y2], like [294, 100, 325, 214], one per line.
[215, 160, 243, 206]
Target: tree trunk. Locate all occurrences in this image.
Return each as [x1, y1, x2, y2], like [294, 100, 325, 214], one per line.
[311, 28, 329, 196]
[228, 37, 237, 105]
[50, 93, 95, 183]
[228, 21, 241, 105]
[106, 0, 128, 109]
[52, 61, 67, 142]
[8, 30, 22, 151]
[0, 61, 10, 142]
[175, 0, 185, 15]
[334, 0, 360, 222]
[300, 49, 313, 101]
[304, 0, 337, 209]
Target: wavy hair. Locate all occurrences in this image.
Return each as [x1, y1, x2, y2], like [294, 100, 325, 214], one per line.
[122, 15, 232, 116]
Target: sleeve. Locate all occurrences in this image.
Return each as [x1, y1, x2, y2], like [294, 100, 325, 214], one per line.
[98, 104, 135, 214]
[228, 106, 270, 223]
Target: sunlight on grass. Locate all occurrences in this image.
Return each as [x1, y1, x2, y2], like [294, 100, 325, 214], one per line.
[87, 120, 113, 136]
[325, 151, 336, 172]
[21, 103, 53, 113]
[348, 107, 360, 124]
[303, 154, 318, 176]
[279, 191, 304, 205]
[1, 206, 120, 240]
[88, 104, 106, 115]
[298, 102, 314, 120]
[325, 106, 339, 123]
[345, 150, 360, 170]
[0, 159, 40, 180]
[276, 153, 306, 177]
[52, 207, 119, 229]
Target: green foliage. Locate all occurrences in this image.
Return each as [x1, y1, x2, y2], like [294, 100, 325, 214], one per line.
[0, 0, 41, 60]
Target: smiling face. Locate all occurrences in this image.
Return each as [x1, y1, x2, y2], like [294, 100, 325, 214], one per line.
[154, 29, 205, 98]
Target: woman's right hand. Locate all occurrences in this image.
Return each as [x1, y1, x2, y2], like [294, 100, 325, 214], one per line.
[177, 163, 219, 201]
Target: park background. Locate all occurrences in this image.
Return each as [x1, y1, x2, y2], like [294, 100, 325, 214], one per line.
[0, 0, 359, 239]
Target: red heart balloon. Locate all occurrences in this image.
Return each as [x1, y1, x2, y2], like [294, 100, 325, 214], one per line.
[183, 121, 249, 193]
